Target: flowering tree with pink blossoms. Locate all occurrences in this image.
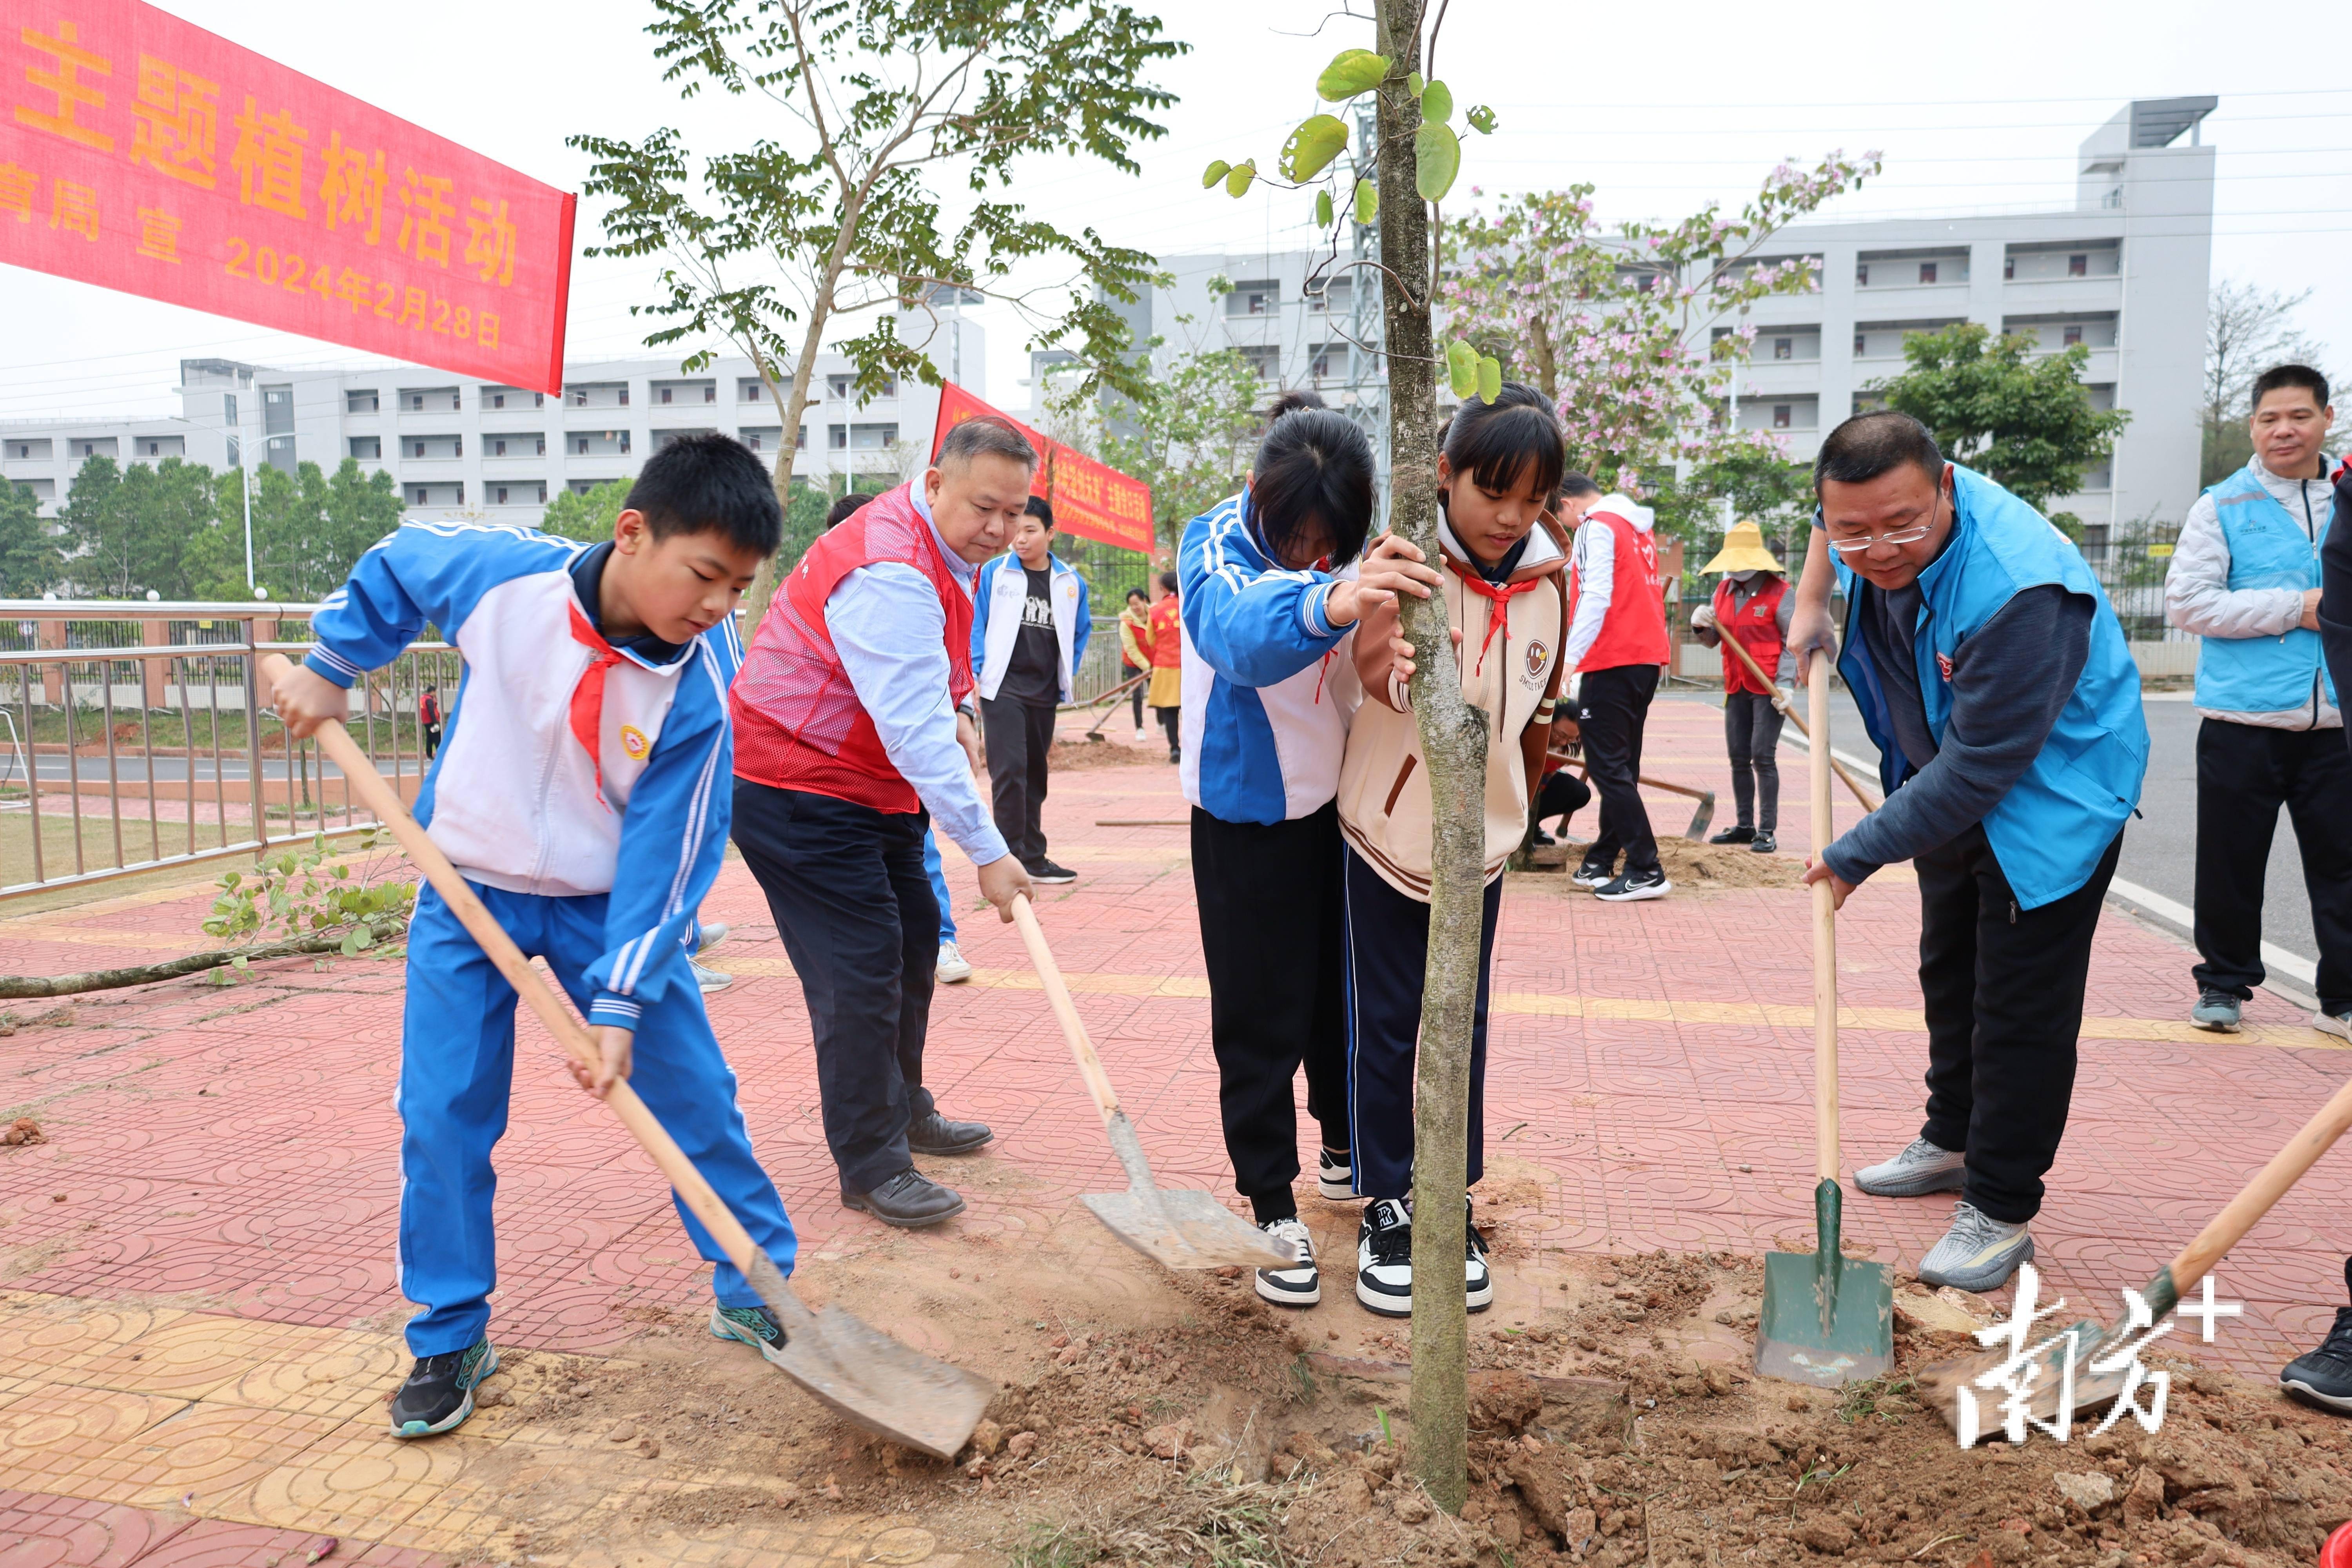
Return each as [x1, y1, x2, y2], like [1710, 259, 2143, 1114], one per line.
[1439, 153, 1881, 492]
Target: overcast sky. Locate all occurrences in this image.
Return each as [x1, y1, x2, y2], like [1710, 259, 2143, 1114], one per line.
[4, 0, 2347, 429]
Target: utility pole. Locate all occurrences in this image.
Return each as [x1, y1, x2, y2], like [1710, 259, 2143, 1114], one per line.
[236, 377, 255, 594]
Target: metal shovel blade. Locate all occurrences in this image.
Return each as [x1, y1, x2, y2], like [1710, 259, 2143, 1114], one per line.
[1754, 1180, 1893, 1388]
[1684, 789, 1716, 842]
[1082, 1188, 1298, 1270]
[748, 1255, 995, 1461]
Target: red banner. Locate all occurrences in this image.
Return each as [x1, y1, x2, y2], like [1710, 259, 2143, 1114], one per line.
[929, 382, 1152, 553]
[0, 1, 573, 392]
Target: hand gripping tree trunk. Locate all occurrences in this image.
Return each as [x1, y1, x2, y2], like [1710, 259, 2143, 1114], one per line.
[1373, 0, 1487, 1518]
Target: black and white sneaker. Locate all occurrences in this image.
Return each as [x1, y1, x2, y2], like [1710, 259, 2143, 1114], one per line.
[1254, 1218, 1319, 1307]
[1356, 1198, 1414, 1317]
[2282, 1307, 2352, 1415]
[1026, 858, 1078, 885]
[1318, 1147, 1357, 1201]
[388, 1338, 498, 1438]
[1595, 867, 1670, 902]
[1465, 1198, 1494, 1313]
[1570, 856, 1615, 890]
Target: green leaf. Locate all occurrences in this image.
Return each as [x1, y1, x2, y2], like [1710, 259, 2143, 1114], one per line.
[231, 954, 249, 971]
[1354, 178, 1378, 224]
[1316, 49, 1390, 101]
[351, 926, 374, 951]
[1415, 123, 1461, 202]
[1202, 159, 1230, 190]
[1477, 355, 1503, 404]
[1407, 72, 1425, 97]
[1466, 104, 1498, 135]
[340, 932, 362, 958]
[1447, 339, 1479, 399]
[1419, 80, 1454, 125]
[1281, 115, 1349, 182]
[1315, 189, 1334, 227]
[1224, 160, 1257, 198]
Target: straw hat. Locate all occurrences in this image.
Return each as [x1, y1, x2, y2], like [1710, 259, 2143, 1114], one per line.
[1701, 519, 1785, 575]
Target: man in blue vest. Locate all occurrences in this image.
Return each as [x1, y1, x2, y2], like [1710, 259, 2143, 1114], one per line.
[1786, 411, 2149, 1292]
[2165, 363, 2345, 1038]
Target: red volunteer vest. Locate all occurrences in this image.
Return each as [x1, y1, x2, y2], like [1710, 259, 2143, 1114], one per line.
[1711, 575, 1787, 696]
[731, 483, 976, 813]
[1568, 509, 1669, 671]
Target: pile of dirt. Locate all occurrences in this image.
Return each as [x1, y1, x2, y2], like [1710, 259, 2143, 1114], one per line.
[1518, 838, 1806, 892]
[1045, 738, 1169, 770]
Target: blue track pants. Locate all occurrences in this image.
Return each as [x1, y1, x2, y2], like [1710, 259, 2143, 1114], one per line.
[397, 881, 798, 1355]
[922, 829, 956, 942]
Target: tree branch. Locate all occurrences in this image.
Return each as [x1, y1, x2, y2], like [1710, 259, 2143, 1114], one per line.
[0, 919, 407, 1000]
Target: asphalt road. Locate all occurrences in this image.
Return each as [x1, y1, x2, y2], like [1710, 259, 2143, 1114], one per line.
[1672, 684, 2326, 988]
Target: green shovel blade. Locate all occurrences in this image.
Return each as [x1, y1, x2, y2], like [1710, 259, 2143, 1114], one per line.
[1754, 1178, 1894, 1388]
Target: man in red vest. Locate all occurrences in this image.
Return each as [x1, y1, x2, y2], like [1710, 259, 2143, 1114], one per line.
[1561, 475, 1672, 900]
[730, 416, 1038, 1229]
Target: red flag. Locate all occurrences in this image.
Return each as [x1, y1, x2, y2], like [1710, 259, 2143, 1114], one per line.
[928, 382, 1153, 552]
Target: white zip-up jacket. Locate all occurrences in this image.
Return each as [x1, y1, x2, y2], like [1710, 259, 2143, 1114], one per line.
[969, 550, 1092, 703]
[2166, 453, 2341, 730]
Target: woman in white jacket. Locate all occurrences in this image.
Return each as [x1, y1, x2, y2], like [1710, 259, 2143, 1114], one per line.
[1336, 383, 1570, 1317]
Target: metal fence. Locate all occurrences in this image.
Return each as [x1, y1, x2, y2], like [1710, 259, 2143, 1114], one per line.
[0, 601, 459, 901]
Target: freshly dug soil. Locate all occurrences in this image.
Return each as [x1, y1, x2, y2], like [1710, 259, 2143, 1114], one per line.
[1044, 737, 1170, 770]
[1521, 838, 1808, 891]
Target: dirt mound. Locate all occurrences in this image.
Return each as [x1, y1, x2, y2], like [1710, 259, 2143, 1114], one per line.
[1519, 838, 1806, 892]
[1045, 738, 1169, 770]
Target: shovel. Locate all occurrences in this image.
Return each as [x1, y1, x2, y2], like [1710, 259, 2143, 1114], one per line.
[261, 655, 993, 1461]
[1917, 1067, 2352, 1441]
[1753, 651, 1893, 1387]
[1009, 893, 1296, 1270]
[1544, 752, 1716, 841]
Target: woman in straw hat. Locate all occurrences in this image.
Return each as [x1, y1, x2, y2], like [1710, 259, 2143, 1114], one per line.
[1690, 519, 1793, 853]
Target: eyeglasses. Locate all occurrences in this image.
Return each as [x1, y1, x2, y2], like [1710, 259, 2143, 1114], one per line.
[1826, 523, 1934, 555]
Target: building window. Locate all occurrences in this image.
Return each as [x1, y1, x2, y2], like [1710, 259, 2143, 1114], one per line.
[1772, 405, 1791, 429]
[1773, 338, 1792, 360]
[2004, 256, 2015, 280]
[2068, 253, 2088, 278]
[1918, 261, 1938, 285]
[1240, 346, 1281, 381]
[536, 437, 546, 456]
[572, 389, 588, 407]
[1853, 332, 1867, 356]
[350, 437, 380, 460]
[411, 486, 426, 504]
[741, 380, 764, 403]
[660, 387, 673, 404]
[1854, 263, 1869, 287]
[347, 390, 378, 414]
[495, 486, 509, 506]
[617, 387, 629, 407]
[411, 442, 425, 458]
[829, 425, 848, 449]
[703, 384, 715, 403]
[492, 392, 506, 409]
[410, 394, 424, 411]
[1227, 279, 1279, 316]
[537, 483, 548, 504]
[849, 423, 898, 450]
[493, 439, 508, 457]
[2063, 324, 2083, 347]
[575, 437, 588, 454]
[827, 376, 851, 399]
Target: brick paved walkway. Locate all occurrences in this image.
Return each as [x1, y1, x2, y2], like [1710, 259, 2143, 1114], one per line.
[0, 692, 2346, 1560]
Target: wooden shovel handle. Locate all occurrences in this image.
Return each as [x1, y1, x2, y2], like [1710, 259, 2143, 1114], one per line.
[1721, 632, 1882, 811]
[1809, 650, 1840, 1184]
[258, 654, 784, 1309]
[2171, 1071, 2352, 1291]
[1009, 892, 1123, 1128]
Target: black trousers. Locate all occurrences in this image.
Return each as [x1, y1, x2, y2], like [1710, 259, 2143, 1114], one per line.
[423, 721, 443, 759]
[980, 696, 1058, 866]
[2192, 717, 2352, 1012]
[1341, 846, 1502, 1200]
[1535, 768, 1592, 830]
[731, 781, 938, 1193]
[1724, 690, 1786, 831]
[1124, 663, 1147, 727]
[1915, 824, 2123, 1225]
[1577, 663, 1661, 875]
[1191, 800, 1350, 1223]
[1154, 702, 1181, 752]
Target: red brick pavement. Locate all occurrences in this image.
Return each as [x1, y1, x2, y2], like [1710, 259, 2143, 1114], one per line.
[0, 694, 2344, 1381]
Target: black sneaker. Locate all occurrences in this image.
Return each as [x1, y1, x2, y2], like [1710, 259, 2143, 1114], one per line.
[1318, 1147, 1357, 1201]
[1529, 828, 1557, 847]
[1707, 826, 1755, 845]
[1355, 1198, 1414, 1317]
[1570, 856, 1615, 890]
[1465, 1197, 1494, 1313]
[1026, 858, 1078, 885]
[2282, 1306, 2352, 1414]
[710, 1304, 791, 1369]
[1750, 831, 1778, 854]
[1595, 867, 1670, 902]
[388, 1338, 498, 1438]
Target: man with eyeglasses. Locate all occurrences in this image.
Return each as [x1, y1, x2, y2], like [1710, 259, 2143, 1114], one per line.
[1783, 411, 2148, 1293]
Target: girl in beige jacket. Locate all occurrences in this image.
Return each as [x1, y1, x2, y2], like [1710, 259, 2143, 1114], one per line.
[1335, 383, 1571, 1317]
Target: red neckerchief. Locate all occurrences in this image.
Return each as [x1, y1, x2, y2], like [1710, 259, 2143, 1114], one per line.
[568, 602, 626, 809]
[1453, 565, 1543, 675]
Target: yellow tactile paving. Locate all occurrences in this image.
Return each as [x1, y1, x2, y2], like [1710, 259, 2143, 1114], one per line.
[212, 1330, 408, 1421]
[383, 1443, 596, 1553]
[103, 1401, 342, 1510]
[70, 1316, 358, 1402]
[0, 1303, 187, 1378]
[240, 1418, 479, 1542]
[0, 1382, 187, 1496]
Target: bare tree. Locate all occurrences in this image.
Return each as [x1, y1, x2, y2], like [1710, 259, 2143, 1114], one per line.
[2205, 277, 2332, 432]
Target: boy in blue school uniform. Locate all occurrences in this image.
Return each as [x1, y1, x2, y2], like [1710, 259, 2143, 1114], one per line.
[270, 435, 799, 1437]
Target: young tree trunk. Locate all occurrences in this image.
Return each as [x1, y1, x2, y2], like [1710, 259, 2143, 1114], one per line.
[1374, 0, 1488, 1518]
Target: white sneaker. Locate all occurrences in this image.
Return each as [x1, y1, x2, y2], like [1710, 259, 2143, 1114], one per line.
[1355, 1198, 1414, 1317]
[1853, 1136, 1966, 1198]
[936, 940, 973, 984]
[1134, 726, 1149, 743]
[1317, 1147, 1356, 1201]
[1254, 1218, 1319, 1307]
[695, 921, 731, 956]
[1465, 1200, 1494, 1313]
[690, 958, 732, 993]
[1916, 1201, 2033, 1292]
[2314, 1010, 2352, 1042]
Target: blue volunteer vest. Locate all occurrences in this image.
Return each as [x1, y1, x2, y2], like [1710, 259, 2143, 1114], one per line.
[2192, 462, 2335, 714]
[1834, 465, 2149, 910]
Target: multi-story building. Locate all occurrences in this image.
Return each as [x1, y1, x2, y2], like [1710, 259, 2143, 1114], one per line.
[0, 309, 984, 523]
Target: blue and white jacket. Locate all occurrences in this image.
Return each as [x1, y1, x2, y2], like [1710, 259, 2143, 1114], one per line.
[304, 520, 742, 1032]
[970, 550, 1092, 703]
[1179, 491, 1357, 825]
